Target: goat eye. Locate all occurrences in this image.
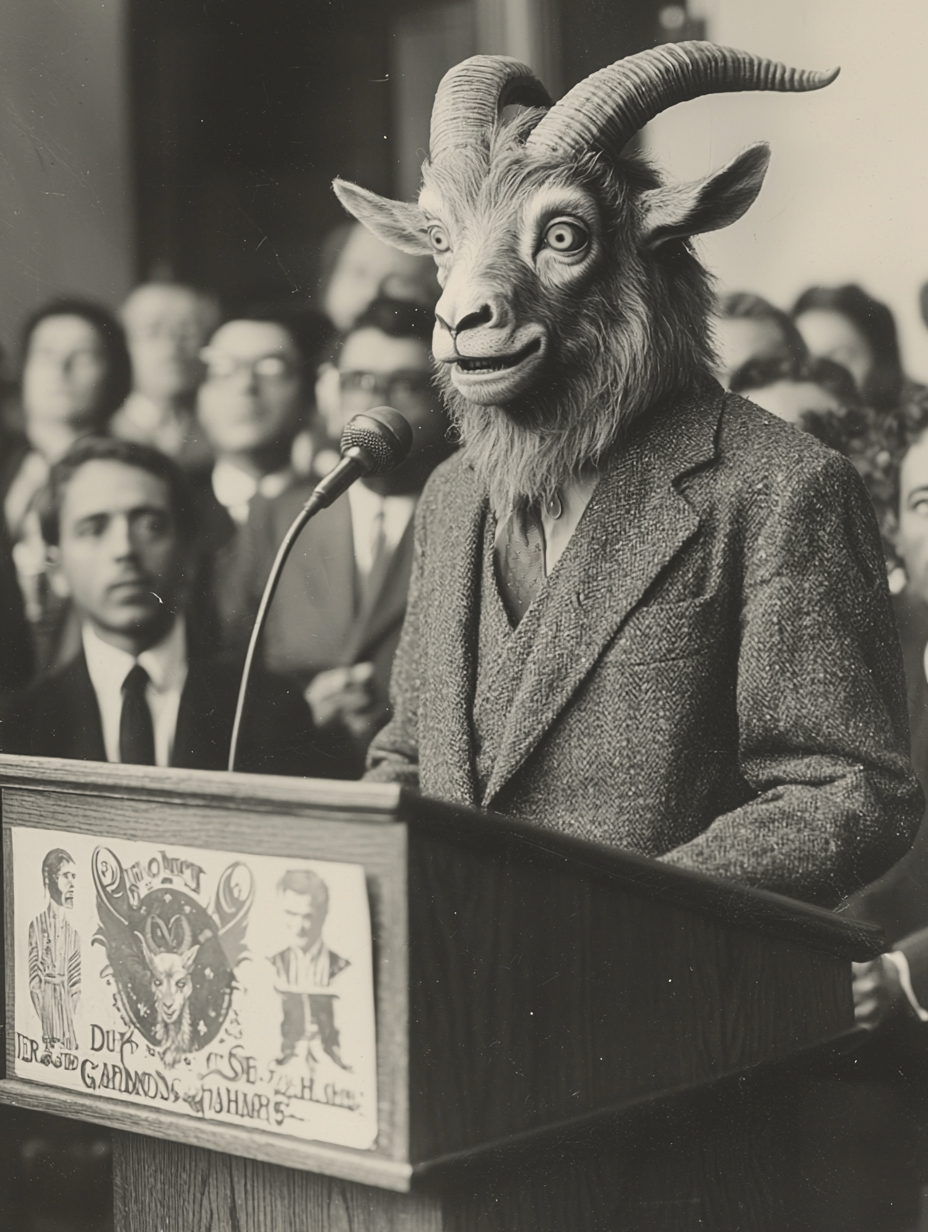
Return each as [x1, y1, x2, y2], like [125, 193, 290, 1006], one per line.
[427, 225, 450, 254]
[542, 218, 589, 254]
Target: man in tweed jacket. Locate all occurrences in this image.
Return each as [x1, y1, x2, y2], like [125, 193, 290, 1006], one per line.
[367, 384, 922, 907]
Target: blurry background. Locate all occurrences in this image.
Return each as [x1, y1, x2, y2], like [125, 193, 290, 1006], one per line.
[0, 0, 926, 371]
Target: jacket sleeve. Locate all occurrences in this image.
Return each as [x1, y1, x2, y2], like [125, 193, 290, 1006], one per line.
[363, 495, 427, 788]
[660, 451, 923, 906]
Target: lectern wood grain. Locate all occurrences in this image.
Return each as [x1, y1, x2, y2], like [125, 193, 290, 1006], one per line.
[113, 1133, 442, 1232]
[407, 825, 852, 1162]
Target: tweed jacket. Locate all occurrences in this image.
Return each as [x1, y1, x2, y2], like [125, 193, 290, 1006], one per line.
[366, 382, 922, 906]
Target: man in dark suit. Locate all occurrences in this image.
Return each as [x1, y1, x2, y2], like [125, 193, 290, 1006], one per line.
[0, 509, 32, 692]
[366, 380, 920, 908]
[223, 298, 453, 777]
[0, 436, 331, 777]
[269, 868, 349, 1070]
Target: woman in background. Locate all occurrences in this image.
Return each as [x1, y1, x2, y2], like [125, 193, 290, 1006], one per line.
[792, 283, 913, 415]
[1, 298, 131, 677]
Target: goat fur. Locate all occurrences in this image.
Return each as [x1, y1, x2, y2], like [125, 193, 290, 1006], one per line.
[336, 114, 766, 510]
[425, 126, 718, 510]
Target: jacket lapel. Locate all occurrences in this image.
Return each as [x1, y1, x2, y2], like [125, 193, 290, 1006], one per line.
[425, 466, 487, 806]
[483, 384, 723, 805]
[339, 514, 415, 666]
[52, 653, 107, 761]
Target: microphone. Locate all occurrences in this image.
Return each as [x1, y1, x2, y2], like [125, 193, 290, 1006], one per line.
[227, 406, 413, 772]
[306, 406, 413, 512]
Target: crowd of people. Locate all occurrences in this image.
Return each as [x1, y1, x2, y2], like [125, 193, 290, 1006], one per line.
[0, 223, 450, 787]
[3, 265, 925, 784]
[4, 220, 928, 1226]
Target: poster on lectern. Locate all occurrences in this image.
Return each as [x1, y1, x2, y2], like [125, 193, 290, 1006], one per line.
[9, 825, 378, 1151]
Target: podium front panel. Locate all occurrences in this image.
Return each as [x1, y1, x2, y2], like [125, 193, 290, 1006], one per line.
[0, 758, 414, 1192]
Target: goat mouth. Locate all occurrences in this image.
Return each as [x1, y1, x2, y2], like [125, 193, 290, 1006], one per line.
[454, 338, 542, 375]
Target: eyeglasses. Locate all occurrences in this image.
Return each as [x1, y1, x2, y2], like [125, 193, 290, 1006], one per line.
[338, 369, 433, 407]
[200, 347, 297, 383]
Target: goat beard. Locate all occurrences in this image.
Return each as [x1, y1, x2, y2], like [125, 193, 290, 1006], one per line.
[154, 1002, 192, 1066]
[436, 315, 695, 514]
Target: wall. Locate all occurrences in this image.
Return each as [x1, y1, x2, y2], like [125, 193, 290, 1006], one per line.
[0, 0, 135, 356]
[644, 0, 928, 380]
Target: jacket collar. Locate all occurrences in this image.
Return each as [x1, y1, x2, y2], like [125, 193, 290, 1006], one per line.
[480, 380, 724, 804]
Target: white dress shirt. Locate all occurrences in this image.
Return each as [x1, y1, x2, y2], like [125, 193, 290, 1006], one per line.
[211, 459, 294, 526]
[347, 482, 417, 581]
[82, 618, 188, 767]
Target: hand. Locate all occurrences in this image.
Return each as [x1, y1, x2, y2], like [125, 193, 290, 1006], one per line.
[305, 663, 379, 741]
[852, 955, 905, 1030]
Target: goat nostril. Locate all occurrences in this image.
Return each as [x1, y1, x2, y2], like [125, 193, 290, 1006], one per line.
[454, 305, 494, 334]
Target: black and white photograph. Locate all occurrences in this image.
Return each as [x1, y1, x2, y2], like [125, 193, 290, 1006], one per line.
[0, 0, 927, 1229]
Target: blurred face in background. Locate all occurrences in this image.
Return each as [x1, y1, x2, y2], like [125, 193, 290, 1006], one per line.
[123, 284, 217, 405]
[715, 316, 791, 387]
[325, 326, 447, 492]
[323, 225, 439, 332]
[22, 315, 111, 445]
[197, 320, 303, 470]
[794, 309, 874, 395]
[896, 432, 928, 605]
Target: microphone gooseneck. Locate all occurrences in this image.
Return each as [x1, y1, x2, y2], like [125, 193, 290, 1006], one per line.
[227, 407, 413, 772]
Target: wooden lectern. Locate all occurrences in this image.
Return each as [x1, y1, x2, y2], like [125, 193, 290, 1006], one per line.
[0, 756, 882, 1231]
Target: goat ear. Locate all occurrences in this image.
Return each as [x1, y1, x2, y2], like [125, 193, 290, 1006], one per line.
[181, 945, 200, 973]
[333, 179, 431, 256]
[640, 142, 771, 249]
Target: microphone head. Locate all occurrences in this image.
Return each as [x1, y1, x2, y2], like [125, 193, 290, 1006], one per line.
[340, 406, 413, 476]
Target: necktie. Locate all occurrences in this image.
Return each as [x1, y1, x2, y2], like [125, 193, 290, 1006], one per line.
[496, 503, 546, 625]
[120, 663, 155, 765]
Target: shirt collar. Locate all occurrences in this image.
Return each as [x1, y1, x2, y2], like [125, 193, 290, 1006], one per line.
[348, 481, 417, 518]
[83, 616, 187, 695]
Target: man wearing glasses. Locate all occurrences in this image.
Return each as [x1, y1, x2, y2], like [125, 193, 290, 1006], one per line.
[190, 306, 331, 636]
[223, 297, 453, 777]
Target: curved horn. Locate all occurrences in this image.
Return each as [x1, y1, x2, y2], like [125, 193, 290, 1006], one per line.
[171, 915, 192, 954]
[429, 54, 553, 164]
[527, 42, 839, 161]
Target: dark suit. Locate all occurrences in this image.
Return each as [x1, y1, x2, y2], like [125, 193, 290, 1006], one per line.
[367, 381, 921, 906]
[0, 517, 31, 691]
[0, 648, 336, 777]
[220, 481, 415, 776]
[847, 590, 928, 990]
[270, 945, 349, 1067]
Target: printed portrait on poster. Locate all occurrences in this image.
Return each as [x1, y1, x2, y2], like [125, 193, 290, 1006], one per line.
[28, 848, 81, 1061]
[11, 826, 378, 1151]
[270, 868, 350, 1073]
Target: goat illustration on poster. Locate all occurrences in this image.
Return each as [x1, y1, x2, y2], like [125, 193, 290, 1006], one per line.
[91, 848, 254, 1068]
[12, 826, 378, 1151]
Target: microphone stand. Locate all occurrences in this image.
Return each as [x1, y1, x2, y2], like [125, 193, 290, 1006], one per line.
[226, 406, 412, 772]
[226, 491, 326, 772]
